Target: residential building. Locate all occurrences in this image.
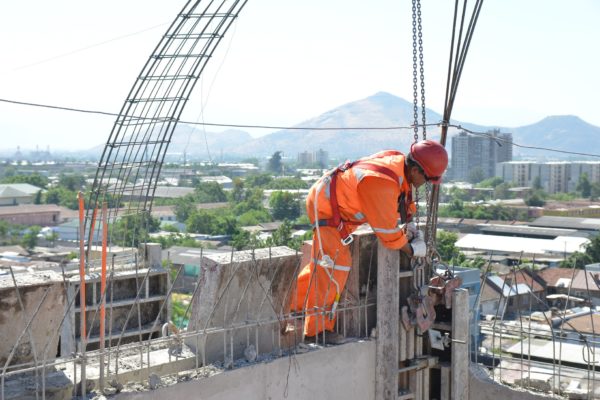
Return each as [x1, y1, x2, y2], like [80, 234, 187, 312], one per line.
[480, 270, 545, 317]
[296, 149, 329, 168]
[450, 130, 512, 181]
[535, 267, 600, 307]
[0, 204, 63, 226]
[497, 160, 600, 194]
[0, 183, 43, 206]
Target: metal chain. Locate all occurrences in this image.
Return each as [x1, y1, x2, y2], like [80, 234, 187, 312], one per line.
[417, 0, 427, 139]
[411, 0, 419, 142]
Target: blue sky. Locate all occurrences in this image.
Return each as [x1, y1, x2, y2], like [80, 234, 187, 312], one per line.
[0, 0, 598, 150]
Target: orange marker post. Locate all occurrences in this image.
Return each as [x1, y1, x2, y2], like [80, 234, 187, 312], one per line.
[77, 191, 87, 397]
[99, 202, 108, 390]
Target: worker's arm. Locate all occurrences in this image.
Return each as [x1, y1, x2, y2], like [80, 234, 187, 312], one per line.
[356, 177, 413, 256]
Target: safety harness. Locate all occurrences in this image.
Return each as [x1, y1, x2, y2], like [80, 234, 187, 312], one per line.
[317, 155, 404, 245]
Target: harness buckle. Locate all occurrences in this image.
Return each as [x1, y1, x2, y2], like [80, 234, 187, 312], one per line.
[341, 234, 354, 246]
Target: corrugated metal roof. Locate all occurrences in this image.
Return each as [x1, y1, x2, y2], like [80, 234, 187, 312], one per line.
[531, 216, 600, 231]
[487, 275, 532, 297]
[455, 233, 588, 255]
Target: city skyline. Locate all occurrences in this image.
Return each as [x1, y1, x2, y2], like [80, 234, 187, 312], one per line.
[0, 0, 598, 151]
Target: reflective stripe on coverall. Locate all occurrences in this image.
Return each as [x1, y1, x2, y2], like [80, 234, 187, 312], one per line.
[292, 152, 416, 337]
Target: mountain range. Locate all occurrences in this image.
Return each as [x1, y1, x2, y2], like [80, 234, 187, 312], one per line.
[160, 92, 600, 161]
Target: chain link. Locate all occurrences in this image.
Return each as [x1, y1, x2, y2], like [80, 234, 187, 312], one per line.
[417, 0, 427, 140]
[411, 0, 419, 142]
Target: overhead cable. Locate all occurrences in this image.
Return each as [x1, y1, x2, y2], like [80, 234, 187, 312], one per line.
[0, 97, 598, 158]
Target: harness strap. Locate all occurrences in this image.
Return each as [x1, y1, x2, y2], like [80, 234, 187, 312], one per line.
[320, 160, 400, 245]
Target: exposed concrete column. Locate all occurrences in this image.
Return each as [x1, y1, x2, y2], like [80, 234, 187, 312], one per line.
[0, 271, 65, 367]
[143, 243, 162, 270]
[452, 288, 470, 399]
[375, 244, 400, 400]
[185, 247, 300, 365]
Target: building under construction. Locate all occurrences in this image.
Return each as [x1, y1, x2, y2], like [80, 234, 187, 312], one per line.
[2, 1, 599, 399]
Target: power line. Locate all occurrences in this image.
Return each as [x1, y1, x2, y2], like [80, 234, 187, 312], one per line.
[0, 97, 423, 130]
[1, 97, 599, 158]
[8, 23, 169, 72]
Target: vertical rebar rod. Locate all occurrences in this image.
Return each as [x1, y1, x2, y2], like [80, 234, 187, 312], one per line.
[557, 259, 579, 393]
[134, 253, 144, 368]
[107, 254, 116, 380]
[8, 267, 40, 400]
[1, 287, 50, 400]
[99, 202, 108, 393]
[583, 270, 596, 399]
[77, 191, 87, 399]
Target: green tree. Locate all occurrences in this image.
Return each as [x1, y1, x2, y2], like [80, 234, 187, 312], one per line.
[233, 188, 266, 216]
[266, 178, 307, 190]
[576, 173, 592, 198]
[174, 194, 196, 222]
[21, 226, 41, 250]
[592, 183, 600, 201]
[525, 192, 546, 207]
[267, 220, 293, 247]
[231, 178, 245, 202]
[436, 230, 460, 262]
[468, 167, 486, 184]
[476, 177, 504, 188]
[561, 233, 600, 268]
[33, 190, 43, 204]
[45, 231, 60, 247]
[162, 224, 180, 233]
[560, 251, 592, 269]
[245, 174, 273, 188]
[494, 183, 513, 199]
[583, 233, 600, 262]
[269, 191, 300, 220]
[2, 174, 48, 189]
[238, 209, 272, 226]
[112, 212, 161, 247]
[267, 151, 283, 174]
[44, 187, 79, 209]
[186, 210, 218, 234]
[532, 176, 542, 190]
[59, 173, 86, 191]
[195, 181, 227, 203]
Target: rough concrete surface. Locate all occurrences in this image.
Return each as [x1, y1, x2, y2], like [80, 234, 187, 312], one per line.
[0, 271, 65, 366]
[113, 340, 377, 400]
[185, 246, 301, 365]
[469, 363, 554, 400]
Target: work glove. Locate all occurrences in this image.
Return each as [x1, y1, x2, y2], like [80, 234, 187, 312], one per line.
[410, 231, 427, 258]
[401, 222, 419, 241]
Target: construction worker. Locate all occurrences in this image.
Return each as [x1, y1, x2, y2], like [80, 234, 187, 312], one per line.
[291, 140, 448, 342]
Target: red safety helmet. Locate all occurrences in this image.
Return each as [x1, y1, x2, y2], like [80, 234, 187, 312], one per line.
[409, 140, 448, 184]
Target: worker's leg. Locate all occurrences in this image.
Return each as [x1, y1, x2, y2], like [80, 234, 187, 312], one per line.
[291, 263, 312, 312]
[299, 227, 352, 337]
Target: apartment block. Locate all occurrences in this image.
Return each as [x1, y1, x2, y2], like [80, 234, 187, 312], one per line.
[450, 129, 513, 181]
[497, 160, 600, 194]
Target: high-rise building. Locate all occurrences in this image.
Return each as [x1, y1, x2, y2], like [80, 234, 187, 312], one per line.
[297, 149, 329, 168]
[450, 130, 513, 181]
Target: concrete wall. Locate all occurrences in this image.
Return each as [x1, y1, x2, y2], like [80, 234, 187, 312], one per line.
[115, 341, 376, 400]
[185, 246, 301, 364]
[0, 271, 65, 366]
[113, 342, 550, 400]
[469, 364, 551, 400]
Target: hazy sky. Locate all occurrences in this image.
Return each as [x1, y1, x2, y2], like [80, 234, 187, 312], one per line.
[0, 0, 598, 151]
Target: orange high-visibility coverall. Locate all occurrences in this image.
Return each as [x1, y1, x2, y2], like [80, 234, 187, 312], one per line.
[292, 151, 416, 337]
